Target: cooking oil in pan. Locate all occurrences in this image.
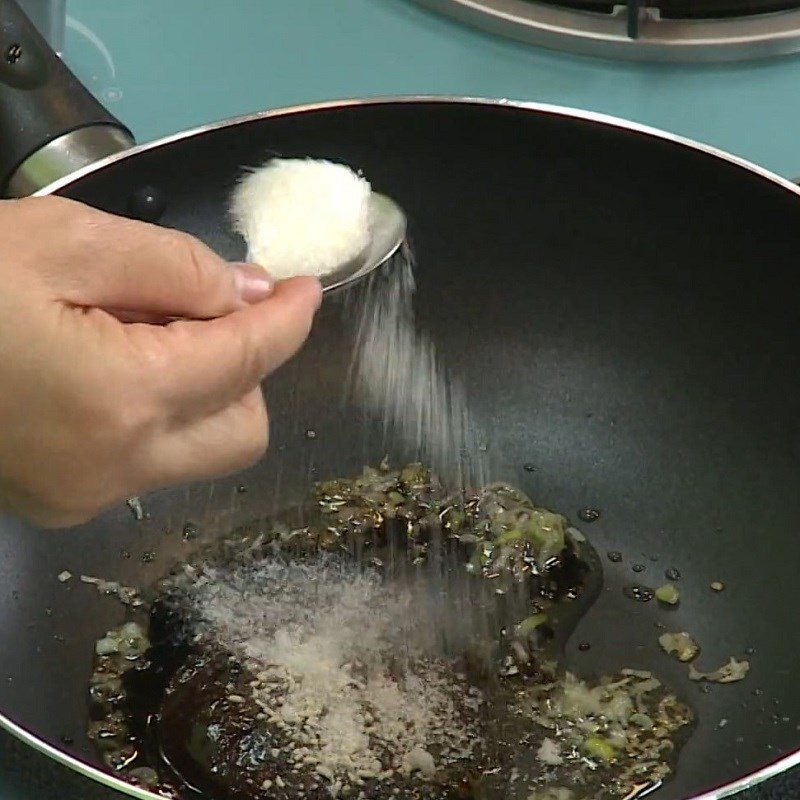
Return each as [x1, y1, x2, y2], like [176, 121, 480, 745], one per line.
[86, 463, 692, 800]
[86, 247, 694, 799]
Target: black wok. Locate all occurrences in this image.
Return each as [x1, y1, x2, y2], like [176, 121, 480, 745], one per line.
[1, 3, 799, 800]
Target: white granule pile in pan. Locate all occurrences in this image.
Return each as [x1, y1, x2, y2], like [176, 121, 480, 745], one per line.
[230, 158, 372, 279]
[181, 555, 482, 785]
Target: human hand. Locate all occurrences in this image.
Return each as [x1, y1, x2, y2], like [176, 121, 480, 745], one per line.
[0, 196, 322, 528]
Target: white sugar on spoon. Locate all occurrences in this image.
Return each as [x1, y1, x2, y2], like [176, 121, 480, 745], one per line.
[231, 158, 406, 291]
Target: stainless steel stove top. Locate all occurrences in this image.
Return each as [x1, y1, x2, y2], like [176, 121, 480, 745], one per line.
[413, 0, 800, 60]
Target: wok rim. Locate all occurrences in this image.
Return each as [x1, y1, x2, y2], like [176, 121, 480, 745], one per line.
[0, 94, 796, 799]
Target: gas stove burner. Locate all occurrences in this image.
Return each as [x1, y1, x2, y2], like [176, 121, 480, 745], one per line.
[412, 0, 800, 60]
[551, 0, 800, 18]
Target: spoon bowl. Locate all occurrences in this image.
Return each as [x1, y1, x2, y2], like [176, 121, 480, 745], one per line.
[319, 193, 407, 292]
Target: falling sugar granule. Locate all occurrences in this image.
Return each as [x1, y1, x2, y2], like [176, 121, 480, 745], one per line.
[345, 246, 486, 490]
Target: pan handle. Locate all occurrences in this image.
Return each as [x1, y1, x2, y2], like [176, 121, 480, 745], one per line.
[0, 0, 133, 197]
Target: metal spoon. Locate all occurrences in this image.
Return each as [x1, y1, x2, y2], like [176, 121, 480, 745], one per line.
[114, 193, 405, 323]
[318, 193, 407, 292]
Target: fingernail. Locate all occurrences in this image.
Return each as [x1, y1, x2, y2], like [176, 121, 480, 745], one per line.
[232, 262, 273, 304]
[312, 278, 323, 310]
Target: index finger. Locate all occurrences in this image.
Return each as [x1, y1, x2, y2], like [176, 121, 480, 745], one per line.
[27, 197, 273, 319]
